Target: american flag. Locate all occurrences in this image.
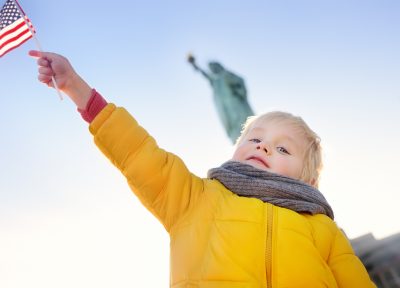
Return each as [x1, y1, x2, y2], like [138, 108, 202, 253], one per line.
[0, 0, 35, 57]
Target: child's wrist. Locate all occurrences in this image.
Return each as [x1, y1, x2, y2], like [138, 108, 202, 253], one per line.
[63, 73, 92, 109]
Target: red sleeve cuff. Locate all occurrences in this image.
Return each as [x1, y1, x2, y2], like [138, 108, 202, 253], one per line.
[77, 89, 108, 123]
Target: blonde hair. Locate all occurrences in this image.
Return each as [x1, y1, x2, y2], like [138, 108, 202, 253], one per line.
[236, 111, 323, 188]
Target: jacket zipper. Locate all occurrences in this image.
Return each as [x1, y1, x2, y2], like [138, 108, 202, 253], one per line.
[266, 203, 273, 288]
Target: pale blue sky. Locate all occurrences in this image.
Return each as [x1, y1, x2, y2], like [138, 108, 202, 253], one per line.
[1, 0, 400, 287]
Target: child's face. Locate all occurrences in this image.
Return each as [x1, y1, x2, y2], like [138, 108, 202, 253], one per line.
[232, 119, 307, 181]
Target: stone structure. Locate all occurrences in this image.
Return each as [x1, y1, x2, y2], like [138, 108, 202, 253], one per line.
[351, 233, 400, 287]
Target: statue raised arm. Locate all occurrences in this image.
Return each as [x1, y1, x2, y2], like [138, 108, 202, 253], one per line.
[188, 54, 254, 144]
[187, 54, 212, 83]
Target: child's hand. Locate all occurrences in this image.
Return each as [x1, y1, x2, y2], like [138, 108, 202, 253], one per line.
[29, 50, 92, 109]
[29, 50, 76, 91]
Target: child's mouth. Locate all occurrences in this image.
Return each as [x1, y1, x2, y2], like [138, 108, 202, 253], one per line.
[247, 156, 269, 168]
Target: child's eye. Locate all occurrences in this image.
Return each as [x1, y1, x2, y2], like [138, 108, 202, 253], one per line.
[277, 147, 290, 155]
[249, 138, 261, 143]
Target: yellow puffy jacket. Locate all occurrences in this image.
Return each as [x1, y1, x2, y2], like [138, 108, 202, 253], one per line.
[90, 104, 375, 288]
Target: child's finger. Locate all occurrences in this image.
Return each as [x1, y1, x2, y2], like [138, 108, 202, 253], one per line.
[29, 50, 54, 59]
[29, 50, 58, 67]
[38, 74, 52, 84]
[39, 66, 54, 76]
[37, 57, 50, 67]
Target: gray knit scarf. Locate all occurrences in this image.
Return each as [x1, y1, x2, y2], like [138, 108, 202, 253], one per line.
[208, 161, 334, 219]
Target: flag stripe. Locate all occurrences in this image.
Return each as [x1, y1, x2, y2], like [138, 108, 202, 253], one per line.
[0, 30, 31, 56]
[0, 18, 26, 40]
[0, 25, 31, 49]
[0, 18, 33, 45]
[0, 16, 34, 37]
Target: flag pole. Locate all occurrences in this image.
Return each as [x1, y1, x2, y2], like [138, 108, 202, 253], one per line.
[12, 0, 63, 100]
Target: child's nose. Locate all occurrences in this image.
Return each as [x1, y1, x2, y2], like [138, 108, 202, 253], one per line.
[256, 143, 270, 155]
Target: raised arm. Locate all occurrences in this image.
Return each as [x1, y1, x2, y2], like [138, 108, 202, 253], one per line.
[89, 105, 205, 231]
[30, 50, 205, 231]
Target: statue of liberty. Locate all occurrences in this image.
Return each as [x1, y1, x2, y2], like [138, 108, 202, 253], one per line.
[187, 54, 254, 144]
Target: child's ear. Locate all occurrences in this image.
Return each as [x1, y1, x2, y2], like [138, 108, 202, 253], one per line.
[309, 178, 317, 187]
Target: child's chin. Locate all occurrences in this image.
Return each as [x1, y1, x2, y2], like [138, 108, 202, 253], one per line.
[246, 160, 270, 172]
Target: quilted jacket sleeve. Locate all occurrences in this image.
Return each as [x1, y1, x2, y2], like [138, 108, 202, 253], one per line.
[89, 104, 204, 232]
[328, 227, 376, 287]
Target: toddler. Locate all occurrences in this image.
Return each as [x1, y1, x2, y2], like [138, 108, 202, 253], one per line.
[29, 50, 375, 288]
